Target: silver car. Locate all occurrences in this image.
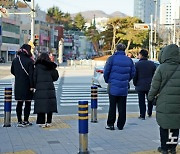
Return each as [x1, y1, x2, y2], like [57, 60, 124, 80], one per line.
[92, 58, 159, 90]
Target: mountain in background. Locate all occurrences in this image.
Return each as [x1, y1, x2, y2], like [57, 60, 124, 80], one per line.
[71, 10, 128, 21]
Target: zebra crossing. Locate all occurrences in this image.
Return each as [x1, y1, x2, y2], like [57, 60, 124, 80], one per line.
[59, 84, 139, 108]
[0, 82, 59, 117]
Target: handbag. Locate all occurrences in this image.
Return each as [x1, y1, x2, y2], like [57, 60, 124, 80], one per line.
[152, 64, 179, 106]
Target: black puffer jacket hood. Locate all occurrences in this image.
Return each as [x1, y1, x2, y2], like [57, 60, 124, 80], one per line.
[35, 59, 57, 70]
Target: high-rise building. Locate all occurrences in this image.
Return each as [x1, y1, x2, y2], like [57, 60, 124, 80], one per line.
[134, 0, 160, 23]
[160, 0, 180, 25]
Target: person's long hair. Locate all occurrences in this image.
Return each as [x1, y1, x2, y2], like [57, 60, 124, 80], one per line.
[37, 52, 51, 62]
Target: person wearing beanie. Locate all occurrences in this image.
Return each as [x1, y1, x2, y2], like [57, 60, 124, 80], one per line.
[133, 49, 156, 120]
[103, 43, 135, 130]
[11, 44, 34, 127]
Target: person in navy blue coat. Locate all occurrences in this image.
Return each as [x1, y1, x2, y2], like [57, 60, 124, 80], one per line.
[133, 49, 156, 120]
[103, 43, 135, 130]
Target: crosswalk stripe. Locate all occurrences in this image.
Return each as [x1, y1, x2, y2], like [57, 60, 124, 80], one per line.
[59, 84, 139, 107]
[60, 102, 139, 106]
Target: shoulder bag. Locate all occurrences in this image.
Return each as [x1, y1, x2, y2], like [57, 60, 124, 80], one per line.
[18, 56, 29, 76]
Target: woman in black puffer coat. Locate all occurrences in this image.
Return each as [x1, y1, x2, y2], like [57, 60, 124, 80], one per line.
[33, 53, 59, 127]
[11, 44, 34, 127]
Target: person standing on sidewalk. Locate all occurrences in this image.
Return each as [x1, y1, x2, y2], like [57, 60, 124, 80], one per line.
[133, 49, 156, 120]
[11, 44, 34, 127]
[33, 53, 59, 128]
[148, 44, 180, 154]
[103, 43, 135, 130]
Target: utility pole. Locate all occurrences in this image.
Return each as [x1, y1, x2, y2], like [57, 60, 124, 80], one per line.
[150, 15, 153, 60]
[153, 0, 158, 60]
[30, 0, 35, 43]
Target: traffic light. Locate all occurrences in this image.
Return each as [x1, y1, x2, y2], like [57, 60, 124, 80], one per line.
[33, 35, 39, 46]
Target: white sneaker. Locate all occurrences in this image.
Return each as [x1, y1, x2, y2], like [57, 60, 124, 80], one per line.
[46, 123, 52, 127]
[38, 124, 46, 128]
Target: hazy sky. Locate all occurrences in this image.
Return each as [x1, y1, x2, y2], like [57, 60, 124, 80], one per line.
[37, 0, 168, 16]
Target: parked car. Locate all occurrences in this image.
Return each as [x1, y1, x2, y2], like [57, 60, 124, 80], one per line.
[92, 58, 159, 90]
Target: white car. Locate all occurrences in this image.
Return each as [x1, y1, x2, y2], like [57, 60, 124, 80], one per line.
[92, 58, 159, 90]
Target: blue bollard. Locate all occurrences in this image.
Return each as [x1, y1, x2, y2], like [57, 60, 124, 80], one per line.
[3, 87, 12, 127]
[91, 86, 98, 123]
[78, 101, 89, 154]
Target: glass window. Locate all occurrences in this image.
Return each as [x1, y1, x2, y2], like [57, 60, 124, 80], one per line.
[2, 36, 19, 44]
[2, 22, 20, 34]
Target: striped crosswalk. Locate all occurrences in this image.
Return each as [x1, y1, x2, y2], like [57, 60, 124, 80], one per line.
[0, 82, 141, 117]
[59, 84, 139, 108]
[0, 82, 59, 117]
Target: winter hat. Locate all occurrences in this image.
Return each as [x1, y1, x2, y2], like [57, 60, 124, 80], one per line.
[139, 49, 148, 58]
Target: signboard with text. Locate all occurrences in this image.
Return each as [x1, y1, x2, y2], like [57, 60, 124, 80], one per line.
[134, 23, 149, 30]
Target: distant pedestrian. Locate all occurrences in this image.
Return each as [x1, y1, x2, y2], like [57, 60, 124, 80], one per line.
[148, 44, 180, 154]
[103, 43, 135, 130]
[11, 44, 34, 127]
[133, 49, 156, 120]
[33, 53, 59, 128]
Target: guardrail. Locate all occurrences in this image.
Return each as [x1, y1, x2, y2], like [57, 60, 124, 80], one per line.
[67, 60, 106, 68]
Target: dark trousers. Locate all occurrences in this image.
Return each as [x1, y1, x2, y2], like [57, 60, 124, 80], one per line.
[107, 94, 127, 129]
[138, 91, 153, 118]
[16, 101, 31, 122]
[160, 127, 179, 151]
[36, 113, 53, 124]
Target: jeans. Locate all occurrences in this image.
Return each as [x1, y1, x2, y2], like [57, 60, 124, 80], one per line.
[107, 94, 127, 129]
[16, 101, 31, 122]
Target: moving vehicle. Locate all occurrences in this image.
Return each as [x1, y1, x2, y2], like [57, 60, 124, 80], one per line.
[92, 58, 159, 90]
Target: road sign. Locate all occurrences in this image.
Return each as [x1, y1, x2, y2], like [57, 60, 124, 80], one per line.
[134, 23, 149, 30]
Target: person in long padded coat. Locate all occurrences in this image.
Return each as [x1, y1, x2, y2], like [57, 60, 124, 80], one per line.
[33, 53, 59, 128]
[148, 44, 180, 154]
[11, 44, 34, 127]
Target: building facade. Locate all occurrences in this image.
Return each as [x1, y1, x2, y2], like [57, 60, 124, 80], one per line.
[134, 0, 160, 23]
[0, 15, 20, 62]
[160, 0, 180, 25]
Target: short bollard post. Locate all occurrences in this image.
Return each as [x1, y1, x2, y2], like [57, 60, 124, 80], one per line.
[91, 86, 98, 123]
[78, 101, 89, 154]
[4, 87, 12, 127]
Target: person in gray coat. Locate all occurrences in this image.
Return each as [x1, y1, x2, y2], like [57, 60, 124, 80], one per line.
[33, 53, 59, 127]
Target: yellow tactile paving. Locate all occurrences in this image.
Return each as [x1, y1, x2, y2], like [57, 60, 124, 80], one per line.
[5, 150, 36, 154]
[131, 146, 180, 154]
[0, 116, 70, 129]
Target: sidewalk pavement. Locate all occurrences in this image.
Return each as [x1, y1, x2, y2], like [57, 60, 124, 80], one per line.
[1, 113, 179, 154]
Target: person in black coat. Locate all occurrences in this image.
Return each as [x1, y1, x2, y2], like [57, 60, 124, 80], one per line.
[11, 44, 34, 127]
[33, 53, 59, 127]
[133, 49, 156, 120]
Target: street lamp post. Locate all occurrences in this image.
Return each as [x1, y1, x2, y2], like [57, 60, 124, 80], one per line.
[153, 0, 158, 60]
[150, 15, 153, 60]
[30, 0, 35, 43]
